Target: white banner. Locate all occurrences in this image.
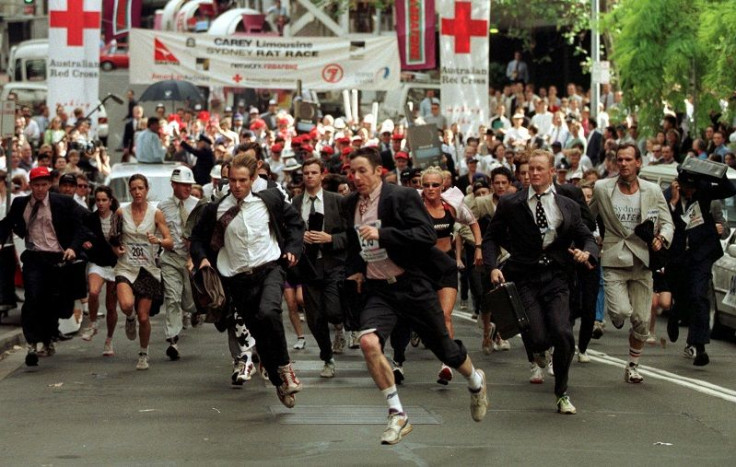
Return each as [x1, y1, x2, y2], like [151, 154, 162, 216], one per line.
[438, 0, 490, 137]
[129, 29, 401, 91]
[47, 0, 101, 131]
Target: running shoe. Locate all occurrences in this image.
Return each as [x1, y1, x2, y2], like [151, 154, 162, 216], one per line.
[25, 344, 38, 367]
[102, 339, 114, 357]
[348, 331, 360, 349]
[320, 359, 336, 378]
[381, 412, 412, 445]
[136, 352, 149, 370]
[557, 394, 576, 414]
[577, 351, 591, 363]
[80, 325, 97, 341]
[546, 360, 555, 376]
[231, 360, 253, 385]
[332, 329, 346, 354]
[693, 351, 710, 366]
[646, 334, 658, 345]
[591, 321, 604, 339]
[437, 364, 453, 385]
[409, 331, 421, 347]
[392, 360, 404, 385]
[459, 300, 468, 311]
[166, 343, 180, 361]
[277, 363, 302, 395]
[609, 312, 625, 330]
[182, 313, 192, 330]
[125, 317, 137, 341]
[624, 362, 643, 383]
[293, 337, 306, 350]
[529, 363, 544, 384]
[682, 345, 696, 359]
[469, 369, 488, 422]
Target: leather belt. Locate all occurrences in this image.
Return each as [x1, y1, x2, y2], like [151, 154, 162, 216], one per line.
[238, 260, 278, 276]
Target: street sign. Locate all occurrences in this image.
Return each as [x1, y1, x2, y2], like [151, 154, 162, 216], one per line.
[592, 61, 611, 84]
[0, 101, 15, 138]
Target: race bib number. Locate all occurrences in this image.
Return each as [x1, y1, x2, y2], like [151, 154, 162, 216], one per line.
[356, 221, 388, 263]
[682, 203, 705, 230]
[646, 208, 659, 226]
[126, 242, 153, 266]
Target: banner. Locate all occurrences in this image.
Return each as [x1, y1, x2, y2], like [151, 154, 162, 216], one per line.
[396, 0, 436, 70]
[102, 0, 142, 41]
[48, 0, 101, 131]
[438, 0, 489, 137]
[129, 29, 401, 91]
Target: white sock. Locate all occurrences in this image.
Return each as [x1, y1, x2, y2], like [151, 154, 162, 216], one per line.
[382, 385, 403, 414]
[465, 366, 483, 391]
[140, 347, 148, 355]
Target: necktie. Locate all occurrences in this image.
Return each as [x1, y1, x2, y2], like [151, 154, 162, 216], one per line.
[358, 197, 369, 217]
[210, 199, 243, 252]
[28, 200, 42, 228]
[309, 196, 317, 215]
[178, 199, 188, 225]
[535, 193, 549, 231]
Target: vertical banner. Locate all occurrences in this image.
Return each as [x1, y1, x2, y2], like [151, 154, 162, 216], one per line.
[396, 0, 436, 70]
[102, 0, 143, 42]
[438, 0, 489, 137]
[48, 0, 102, 131]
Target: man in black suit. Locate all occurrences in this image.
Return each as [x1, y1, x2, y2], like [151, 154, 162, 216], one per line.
[664, 166, 736, 365]
[292, 157, 348, 377]
[343, 147, 488, 445]
[586, 118, 603, 165]
[0, 167, 88, 366]
[182, 134, 216, 185]
[190, 153, 305, 409]
[260, 99, 279, 131]
[122, 105, 143, 160]
[483, 149, 598, 414]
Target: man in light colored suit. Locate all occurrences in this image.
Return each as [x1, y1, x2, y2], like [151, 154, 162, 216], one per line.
[590, 143, 674, 384]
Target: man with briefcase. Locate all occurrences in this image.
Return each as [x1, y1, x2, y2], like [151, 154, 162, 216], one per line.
[482, 150, 598, 414]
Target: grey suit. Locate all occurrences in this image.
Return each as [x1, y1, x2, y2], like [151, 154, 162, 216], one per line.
[590, 177, 674, 341]
[293, 190, 348, 363]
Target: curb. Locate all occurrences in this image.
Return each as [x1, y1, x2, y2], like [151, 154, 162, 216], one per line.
[0, 327, 24, 355]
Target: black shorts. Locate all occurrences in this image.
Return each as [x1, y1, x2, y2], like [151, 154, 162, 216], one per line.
[437, 250, 459, 290]
[653, 270, 670, 293]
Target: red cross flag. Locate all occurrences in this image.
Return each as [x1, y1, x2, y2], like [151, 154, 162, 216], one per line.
[47, 0, 102, 134]
[438, 0, 490, 137]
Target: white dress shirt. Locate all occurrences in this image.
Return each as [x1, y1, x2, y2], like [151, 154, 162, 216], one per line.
[528, 185, 563, 249]
[216, 193, 281, 277]
[301, 189, 324, 224]
[159, 195, 199, 257]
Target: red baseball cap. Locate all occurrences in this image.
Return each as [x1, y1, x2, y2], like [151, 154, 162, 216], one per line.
[341, 147, 353, 156]
[29, 166, 52, 181]
[336, 137, 351, 145]
[271, 143, 283, 153]
[320, 146, 335, 155]
[394, 151, 410, 160]
[391, 134, 404, 141]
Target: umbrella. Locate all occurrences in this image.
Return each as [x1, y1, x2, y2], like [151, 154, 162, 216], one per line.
[139, 80, 205, 108]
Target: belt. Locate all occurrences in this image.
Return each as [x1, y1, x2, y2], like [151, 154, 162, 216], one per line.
[538, 254, 552, 267]
[237, 260, 278, 277]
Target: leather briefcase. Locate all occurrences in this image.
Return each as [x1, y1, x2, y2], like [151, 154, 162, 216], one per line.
[481, 281, 529, 338]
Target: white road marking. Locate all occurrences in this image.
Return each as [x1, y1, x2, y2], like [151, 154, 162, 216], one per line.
[453, 310, 736, 404]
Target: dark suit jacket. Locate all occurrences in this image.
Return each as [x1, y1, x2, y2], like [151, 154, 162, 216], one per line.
[122, 119, 137, 151]
[260, 111, 278, 131]
[342, 182, 455, 282]
[82, 211, 118, 267]
[482, 187, 599, 279]
[182, 141, 215, 185]
[586, 130, 603, 165]
[665, 175, 736, 264]
[0, 193, 88, 254]
[292, 190, 348, 276]
[554, 182, 596, 232]
[379, 150, 396, 171]
[189, 188, 305, 270]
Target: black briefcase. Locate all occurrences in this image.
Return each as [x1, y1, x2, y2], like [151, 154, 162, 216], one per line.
[481, 281, 529, 338]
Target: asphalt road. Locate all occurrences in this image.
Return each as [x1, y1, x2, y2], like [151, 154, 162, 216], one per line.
[0, 302, 735, 466]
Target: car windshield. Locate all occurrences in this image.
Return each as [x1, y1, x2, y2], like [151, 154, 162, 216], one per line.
[26, 59, 46, 81]
[109, 176, 173, 203]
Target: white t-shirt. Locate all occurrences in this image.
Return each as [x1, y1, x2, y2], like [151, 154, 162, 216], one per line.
[611, 185, 642, 234]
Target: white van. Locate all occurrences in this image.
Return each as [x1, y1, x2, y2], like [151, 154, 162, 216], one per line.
[7, 39, 48, 83]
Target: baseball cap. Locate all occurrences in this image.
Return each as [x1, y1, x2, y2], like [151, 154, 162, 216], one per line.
[59, 173, 78, 185]
[29, 166, 52, 181]
[395, 151, 410, 160]
[171, 166, 196, 184]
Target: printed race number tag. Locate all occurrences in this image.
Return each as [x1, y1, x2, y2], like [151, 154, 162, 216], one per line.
[356, 220, 388, 263]
[127, 242, 153, 266]
[682, 203, 705, 230]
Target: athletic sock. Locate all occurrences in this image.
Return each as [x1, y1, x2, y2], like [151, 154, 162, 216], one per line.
[464, 365, 483, 391]
[629, 347, 641, 365]
[140, 347, 148, 355]
[382, 385, 404, 414]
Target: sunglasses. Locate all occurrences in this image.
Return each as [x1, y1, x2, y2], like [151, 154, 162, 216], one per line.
[422, 182, 442, 188]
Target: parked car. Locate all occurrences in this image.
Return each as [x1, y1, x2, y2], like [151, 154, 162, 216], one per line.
[639, 162, 736, 339]
[7, 39, 47, 82]
[105, 162, 183, 206]
[100, 44, 129, 71]
[0, 82, 109, 142]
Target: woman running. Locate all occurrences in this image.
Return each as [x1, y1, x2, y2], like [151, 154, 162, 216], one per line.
[80, 186, 121, 356]
[113, 174, 173, 370]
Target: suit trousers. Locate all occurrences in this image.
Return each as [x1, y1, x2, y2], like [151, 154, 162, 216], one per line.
[362, 274, 467, 369]
[570, 264, 601, 354]
[515, 266, 575, 397]
[666, 256, 713, 346]
[20, 250, 74, 345]
[223, 265, 290, 387]
[602, 259, 652, 341]
[340, 279, 364, 331]
[302, 260, 345, 362]
[161, 253, 196, 340]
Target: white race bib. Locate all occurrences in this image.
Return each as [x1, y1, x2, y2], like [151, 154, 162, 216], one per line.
[126, 242, 154, 266]
[356, 220, 389, 263]
[682, 203, 705, 230]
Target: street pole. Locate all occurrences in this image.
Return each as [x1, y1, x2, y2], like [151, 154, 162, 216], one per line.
[591, 0, 600, 122]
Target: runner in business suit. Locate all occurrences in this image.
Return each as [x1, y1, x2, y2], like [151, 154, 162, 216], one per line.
[589, 143, 674, 383]
[483, 149, 598, 414]
[0, 167, 89, 366]
[292, 157, 348, 378]
[343, 147, 488, 445]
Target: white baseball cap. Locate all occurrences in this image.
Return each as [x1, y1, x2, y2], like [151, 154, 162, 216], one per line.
[171, 166, 196, 184]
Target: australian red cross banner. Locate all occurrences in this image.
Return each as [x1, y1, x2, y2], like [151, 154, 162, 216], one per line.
[47, 0, 101, 132]
[438, 0, 489, 137]
[102, 0, 142, 42]
[396, 0, 436, 70]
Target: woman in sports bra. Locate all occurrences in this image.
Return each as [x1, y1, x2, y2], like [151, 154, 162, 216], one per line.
[113, 174, 173, 371]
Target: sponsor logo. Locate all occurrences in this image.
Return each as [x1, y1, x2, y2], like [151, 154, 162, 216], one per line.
[155, 39, 179, 65]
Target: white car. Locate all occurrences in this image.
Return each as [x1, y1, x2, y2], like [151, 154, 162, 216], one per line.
[639, 163, 736, 339]
[104, 162, 184, 206]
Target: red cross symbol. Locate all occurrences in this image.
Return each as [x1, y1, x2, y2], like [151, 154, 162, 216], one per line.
[49, 0, 101, 47]
[441, 2, 488, 54]
[232, 74, 243, 84]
